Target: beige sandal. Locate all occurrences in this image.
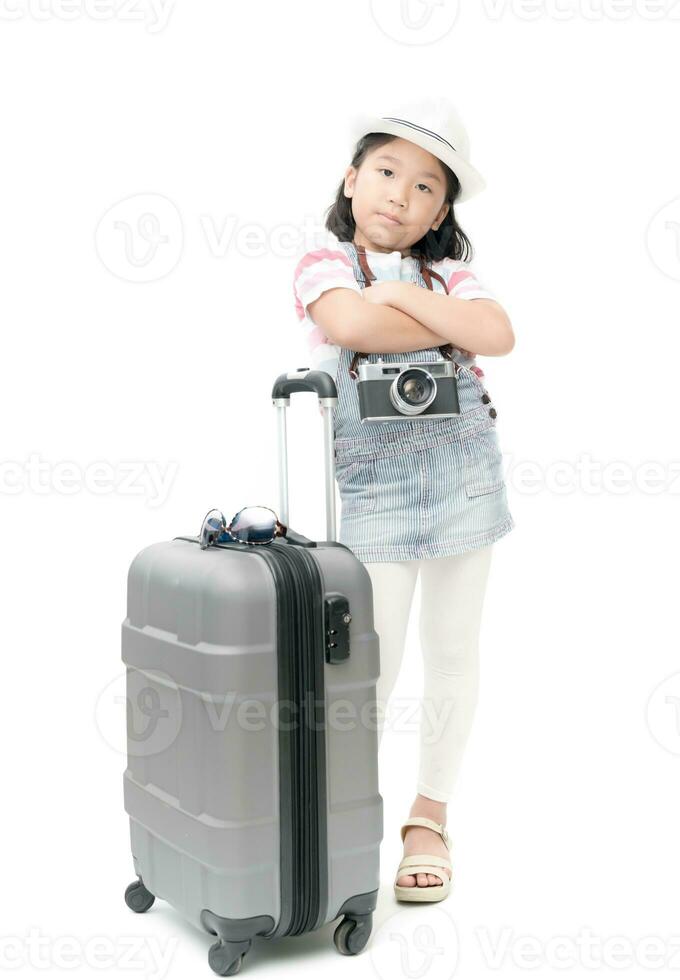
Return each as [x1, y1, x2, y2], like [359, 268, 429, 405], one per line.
[394, 816, 453, 903]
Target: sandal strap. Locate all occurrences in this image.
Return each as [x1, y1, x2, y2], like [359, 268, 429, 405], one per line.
[400, 816, 451, 848]
[395, 866, 450, 882]
[397, 853, 452, 873]
[395, 857, 452, 883]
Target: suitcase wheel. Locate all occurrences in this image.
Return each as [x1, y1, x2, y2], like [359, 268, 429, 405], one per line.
[208, 939, 250, 976]
[333, 913, 373, 955]
[124, 878, 155, 914]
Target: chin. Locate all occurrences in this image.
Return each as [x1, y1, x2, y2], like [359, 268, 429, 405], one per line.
[364, 223, 403, 245]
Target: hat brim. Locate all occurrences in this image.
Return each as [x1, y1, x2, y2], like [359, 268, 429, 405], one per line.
[347, 114, 486, 204]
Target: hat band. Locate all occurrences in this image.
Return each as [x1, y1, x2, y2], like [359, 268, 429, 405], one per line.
[381, 116, 457, 154]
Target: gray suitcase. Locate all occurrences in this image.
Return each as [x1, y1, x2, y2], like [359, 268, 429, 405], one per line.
[122, 369, 383, 976]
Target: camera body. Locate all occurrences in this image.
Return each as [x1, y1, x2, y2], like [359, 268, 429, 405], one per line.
[356, 358, 460, 424]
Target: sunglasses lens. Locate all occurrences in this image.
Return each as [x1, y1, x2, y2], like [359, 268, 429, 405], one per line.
[228, 506, 278, 544]
[199, 508, 227, 549]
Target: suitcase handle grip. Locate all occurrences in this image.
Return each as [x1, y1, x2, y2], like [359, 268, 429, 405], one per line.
[272, 368, 339, 542]
[271, 368, 338, 401]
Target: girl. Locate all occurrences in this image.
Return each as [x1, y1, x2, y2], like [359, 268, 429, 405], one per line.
[292, 98, 515, 903]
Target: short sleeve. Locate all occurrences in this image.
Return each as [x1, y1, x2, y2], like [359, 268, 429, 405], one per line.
[293, 246, 361, 321]
[292, 243, 361, 384]
[436, 258, 497, 302]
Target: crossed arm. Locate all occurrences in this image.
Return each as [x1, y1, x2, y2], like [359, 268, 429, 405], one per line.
[308, 280, 515, 358]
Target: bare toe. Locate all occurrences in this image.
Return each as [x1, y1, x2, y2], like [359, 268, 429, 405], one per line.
[397, 873, 416, 887]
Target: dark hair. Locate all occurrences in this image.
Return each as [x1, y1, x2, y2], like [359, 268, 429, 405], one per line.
[325, 133, 473, 264]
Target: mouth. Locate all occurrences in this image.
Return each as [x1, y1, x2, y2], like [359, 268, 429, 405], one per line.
[377, 212, 402, 226]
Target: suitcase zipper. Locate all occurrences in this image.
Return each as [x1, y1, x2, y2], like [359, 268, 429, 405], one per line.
[254, 541, 328, 936]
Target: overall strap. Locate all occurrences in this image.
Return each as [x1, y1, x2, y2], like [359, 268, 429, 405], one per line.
[417, 252, 450, 295]
[356, 243, 376, 288]
[349, 244, 453, 379]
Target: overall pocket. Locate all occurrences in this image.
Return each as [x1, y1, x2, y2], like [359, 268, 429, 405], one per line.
[335, 457, 377, 514]
[462, 427, 505, 497]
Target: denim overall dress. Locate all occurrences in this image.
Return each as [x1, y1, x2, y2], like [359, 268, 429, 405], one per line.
[332, 242, 515, 563]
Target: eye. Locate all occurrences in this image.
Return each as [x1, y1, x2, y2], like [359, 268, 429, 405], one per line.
[378, 169, 431, 193]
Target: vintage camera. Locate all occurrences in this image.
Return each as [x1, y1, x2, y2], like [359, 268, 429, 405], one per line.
[356, 357, 460, 423]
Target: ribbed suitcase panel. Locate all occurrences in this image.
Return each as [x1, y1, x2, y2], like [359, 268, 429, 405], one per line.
[123, 540, 281, 928]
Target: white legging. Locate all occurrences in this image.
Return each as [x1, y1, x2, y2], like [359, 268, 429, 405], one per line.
[364, 544, 494, 803]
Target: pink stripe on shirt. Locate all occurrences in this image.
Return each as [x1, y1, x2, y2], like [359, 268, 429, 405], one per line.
[447, 269, 475, 292]
[294, 249, 358, 319]
[293, 248, 354, 280]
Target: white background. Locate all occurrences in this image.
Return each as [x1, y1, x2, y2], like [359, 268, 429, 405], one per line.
[2, 1, 680, 977]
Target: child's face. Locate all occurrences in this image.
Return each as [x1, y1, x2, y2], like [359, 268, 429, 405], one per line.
[343, 137, 450, 254]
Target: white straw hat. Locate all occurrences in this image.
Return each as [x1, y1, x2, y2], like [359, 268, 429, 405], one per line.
[347, 96, 486, 204]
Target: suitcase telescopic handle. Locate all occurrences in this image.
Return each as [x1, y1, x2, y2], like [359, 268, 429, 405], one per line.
[272, 368, 339, 542]
[271, 369, 338, 401]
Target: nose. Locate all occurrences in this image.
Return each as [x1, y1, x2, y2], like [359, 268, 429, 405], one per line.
[388, 180, 409, 209]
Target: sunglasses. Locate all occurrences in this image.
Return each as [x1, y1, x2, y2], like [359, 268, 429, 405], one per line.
[199, 506, 288, 550]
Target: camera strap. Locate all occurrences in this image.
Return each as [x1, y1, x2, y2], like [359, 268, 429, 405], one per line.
[349, 244, 454, 380]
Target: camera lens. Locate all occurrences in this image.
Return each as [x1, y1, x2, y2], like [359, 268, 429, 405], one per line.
[390, 368, 437, 416]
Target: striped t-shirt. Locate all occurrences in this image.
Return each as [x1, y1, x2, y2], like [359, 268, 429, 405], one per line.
[293, 232, 497, 384]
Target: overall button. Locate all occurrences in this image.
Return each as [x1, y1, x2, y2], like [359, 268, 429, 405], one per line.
[489, 408, 497, 419]
[481, 394, 491, 404]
